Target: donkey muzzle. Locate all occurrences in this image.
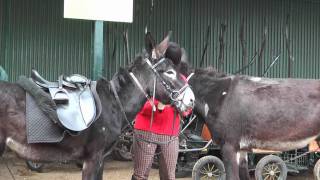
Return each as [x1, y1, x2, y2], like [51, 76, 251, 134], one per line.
[173, 86, 195, 112]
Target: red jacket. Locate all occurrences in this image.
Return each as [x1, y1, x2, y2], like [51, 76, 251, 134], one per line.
[134, 99, 180, 136]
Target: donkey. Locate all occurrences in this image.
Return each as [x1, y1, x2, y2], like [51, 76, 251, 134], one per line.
[0, 33, 195, 180]
[187, 67, 320, 180]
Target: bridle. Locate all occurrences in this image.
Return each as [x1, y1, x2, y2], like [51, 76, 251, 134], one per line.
[110, 56, 194, 146]
[129, 57, 193, 111]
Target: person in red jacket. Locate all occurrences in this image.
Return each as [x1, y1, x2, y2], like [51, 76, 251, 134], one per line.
[131, 43, 188, 180]
[132, 99, 182, 180]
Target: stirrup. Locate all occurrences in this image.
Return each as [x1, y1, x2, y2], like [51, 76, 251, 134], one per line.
[53, 75, 69, 104]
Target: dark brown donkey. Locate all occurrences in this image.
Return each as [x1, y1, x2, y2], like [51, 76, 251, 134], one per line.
[187, 67, 320, 180]
[0, 34, 195, 180]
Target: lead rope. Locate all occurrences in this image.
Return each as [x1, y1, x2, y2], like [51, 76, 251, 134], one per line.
[150, 75, 157, 129]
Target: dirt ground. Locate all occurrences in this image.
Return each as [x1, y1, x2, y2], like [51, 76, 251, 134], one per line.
[0, 152, 315, 180]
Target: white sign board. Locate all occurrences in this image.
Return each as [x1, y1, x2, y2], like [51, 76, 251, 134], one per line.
[64, 0, 133, 23]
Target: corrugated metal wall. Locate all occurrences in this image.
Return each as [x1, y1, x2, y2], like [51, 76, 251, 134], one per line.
[105, 0, 320, 79]
[0, 0, 4, 64]
[1, 0, 320, 81]
[104, 0, 193, 78]
[1, 0, 93, 81]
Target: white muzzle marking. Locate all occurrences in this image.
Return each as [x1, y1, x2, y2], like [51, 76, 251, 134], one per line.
[176, 86, 195, 112]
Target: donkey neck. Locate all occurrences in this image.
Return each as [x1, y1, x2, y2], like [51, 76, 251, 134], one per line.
[111, 69, 147, 121]
[188, 72, 233, 119]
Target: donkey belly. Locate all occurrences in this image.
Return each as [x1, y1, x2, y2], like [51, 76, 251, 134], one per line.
[240, 135, 318, 151]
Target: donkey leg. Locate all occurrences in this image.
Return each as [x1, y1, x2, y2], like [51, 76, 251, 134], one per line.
[96, 160, 105, 180]
[239, 151, 251, 180]
[5, 137, 81, 161]
[82, 152, 104, 180]
[221, 143, 240, 180]
[0, 134, 5, 157]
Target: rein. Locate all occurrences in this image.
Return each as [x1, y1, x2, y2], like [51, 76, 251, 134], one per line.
[110, 80, 134, 131]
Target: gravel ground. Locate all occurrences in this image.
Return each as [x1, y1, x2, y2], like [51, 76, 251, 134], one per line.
[0, 152, 314, 180]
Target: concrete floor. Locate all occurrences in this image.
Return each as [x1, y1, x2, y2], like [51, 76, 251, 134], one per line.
[0, 152, 315, 180]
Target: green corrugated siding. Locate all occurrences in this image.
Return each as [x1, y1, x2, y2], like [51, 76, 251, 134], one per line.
[0, 0, 5, 67]
[104, 0, 193, 78]
[1, 0, 320, 81]
[104, 0, 320, 79]
[1, 0, 93, 81]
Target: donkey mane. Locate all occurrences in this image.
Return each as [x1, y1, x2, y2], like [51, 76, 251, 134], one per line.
[194, 66, 228, 79]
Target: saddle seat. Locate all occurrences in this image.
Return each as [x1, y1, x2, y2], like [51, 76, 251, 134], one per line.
[30, 69, 101, 132]
[31, 70, 87, 89]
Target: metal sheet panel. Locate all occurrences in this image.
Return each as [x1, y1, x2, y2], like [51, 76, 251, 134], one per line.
[104, 0, 192, 79]
[0, 0, 5, 66]
[2, 0, 320, 80]
[2, 0, 93, 81]
[104, 0, 320, 79]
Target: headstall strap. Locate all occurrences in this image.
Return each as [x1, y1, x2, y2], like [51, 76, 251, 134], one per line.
[186, 73, 195, 82]
[151, 57, 166, 69]
[144, 57, 193, 105]
[144, 58, 175, 93]
[129, 72, 156, 109]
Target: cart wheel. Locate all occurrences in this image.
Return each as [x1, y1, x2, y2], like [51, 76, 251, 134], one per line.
[192, 155, 225, 180]
[112, 147, 132, 161]
[112, 142, 132, 161]
[313, 158, 320, 180]
[25, 160, 44, 173]
[255, 155, 287, 180]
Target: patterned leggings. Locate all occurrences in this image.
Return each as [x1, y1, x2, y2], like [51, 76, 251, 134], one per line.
[132, 130, 179, 180]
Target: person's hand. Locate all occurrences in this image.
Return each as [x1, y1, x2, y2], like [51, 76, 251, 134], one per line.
[157, 102, 166, 111]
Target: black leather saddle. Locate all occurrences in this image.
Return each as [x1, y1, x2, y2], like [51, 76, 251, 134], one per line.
[31, 69, 101, 132]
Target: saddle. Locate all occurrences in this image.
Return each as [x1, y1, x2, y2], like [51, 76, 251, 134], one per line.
[31, 69, 102, 132]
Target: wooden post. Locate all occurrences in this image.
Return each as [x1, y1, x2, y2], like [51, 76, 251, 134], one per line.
[92, 20, 104, 80]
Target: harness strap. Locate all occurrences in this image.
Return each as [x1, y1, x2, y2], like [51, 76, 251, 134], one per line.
[90, 81, 102, 121]
[186, 73, 195, 82]
[110, 80, 133, 130]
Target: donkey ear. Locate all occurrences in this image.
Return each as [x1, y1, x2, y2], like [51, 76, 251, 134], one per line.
[145, 32, 156, 56]
[155, 31, 172, 58]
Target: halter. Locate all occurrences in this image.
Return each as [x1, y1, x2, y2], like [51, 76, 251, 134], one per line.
[130, 57, 194, 110]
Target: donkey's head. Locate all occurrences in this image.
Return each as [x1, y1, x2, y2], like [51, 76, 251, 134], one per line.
[128, 32, 194, 112]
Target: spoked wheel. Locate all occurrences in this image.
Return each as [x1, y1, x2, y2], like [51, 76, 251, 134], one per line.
[313, 158, 320, 180]
[25, 160, 45, 173]
[112, 128, 133, 161]
[255, 155, 287, 180]
[192, 156, 225, 180]
[112, 143, 132, 161]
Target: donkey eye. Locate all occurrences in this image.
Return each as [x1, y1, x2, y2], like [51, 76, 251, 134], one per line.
[164, 69, 177, 79]
[166, 70, 174, 75]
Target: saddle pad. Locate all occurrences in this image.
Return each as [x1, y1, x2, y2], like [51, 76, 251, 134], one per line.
[26, 93, 66, 143]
